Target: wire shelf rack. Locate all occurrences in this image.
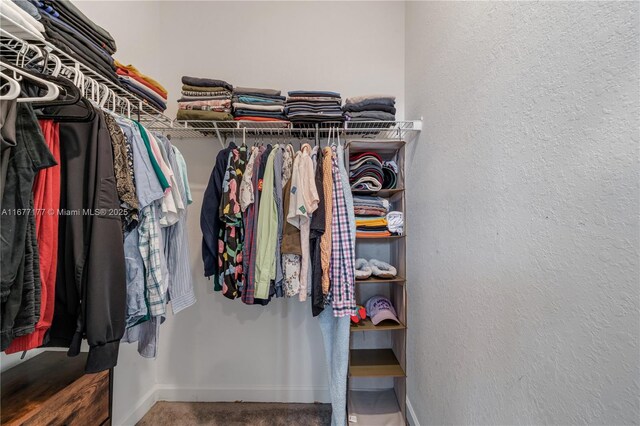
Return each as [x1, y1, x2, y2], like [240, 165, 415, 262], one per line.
[0, 20, 175, 128]
[151, 120, 422, 145]
[0, 20, 422, 146]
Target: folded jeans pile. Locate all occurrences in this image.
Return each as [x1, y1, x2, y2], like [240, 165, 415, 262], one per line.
[350, 152, 398, 191]
[232, 87, 287, 122]
[177, 76, 234, 121]
[116, 60, 168, 112]
[285, 90, 344, 124]
[343, 95, 396, 122]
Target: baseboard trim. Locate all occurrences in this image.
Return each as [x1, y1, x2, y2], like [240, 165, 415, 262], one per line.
[406, 396, 420, 426]
[118, 385, 159, 426]
[155, 385, 330, 404]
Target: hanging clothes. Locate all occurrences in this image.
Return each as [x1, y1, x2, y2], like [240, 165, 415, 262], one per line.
[219, 146, 247, 299]
[281, 147, 303, 297]
[0, 104, 56, 351]
[272, 146, 285, 297]
[287, 143, 319, 302]
[201, 142, 236, 286]
[104, 113, 139, 231]
[320, 147, 334, 299]
[309, 146, 326, 317]
[44, 106, 126, 373]
[251, 144, 273, 304]
[205, 138, 357, 313]
[4, 119, 61, 354]
[240, 145, 265, 305]
[328, 145, 356, 318]
[254, 146, 279, 300]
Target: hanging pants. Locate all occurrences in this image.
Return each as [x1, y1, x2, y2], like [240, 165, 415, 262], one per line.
[318, 306, 350, 426]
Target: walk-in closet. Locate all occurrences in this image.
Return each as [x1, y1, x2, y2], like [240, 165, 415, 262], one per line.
[1, 1, 638, 426]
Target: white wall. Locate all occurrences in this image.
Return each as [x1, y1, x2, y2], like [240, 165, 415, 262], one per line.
[404, 2, 639, 425]
[74, 2, 406, 423]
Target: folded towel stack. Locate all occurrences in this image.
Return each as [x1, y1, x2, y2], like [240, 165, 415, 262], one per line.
[285, 90, 344, 123]
[116, 61, 168, 112]
[177, 76, 234, 121]
[343, 95, 396, 122]
[232, 87, 288, 122]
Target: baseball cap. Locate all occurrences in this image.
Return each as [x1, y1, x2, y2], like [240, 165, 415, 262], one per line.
[365, 295, 400, 325]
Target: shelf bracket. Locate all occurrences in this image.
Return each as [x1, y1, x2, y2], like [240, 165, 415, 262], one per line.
[213, 121, 224, 149]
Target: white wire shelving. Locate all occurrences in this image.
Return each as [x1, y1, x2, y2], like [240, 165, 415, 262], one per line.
[151, 120, 422, 147]
[0, 19, 175, 129]
[0, 20, 422, 147]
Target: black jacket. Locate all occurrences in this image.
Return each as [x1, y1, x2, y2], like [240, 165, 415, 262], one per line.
[201, 143, 235, 283]
[46, 107, 126, 373]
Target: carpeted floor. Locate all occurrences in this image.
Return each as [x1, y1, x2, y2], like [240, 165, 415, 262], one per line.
[136, 401, 332, 426]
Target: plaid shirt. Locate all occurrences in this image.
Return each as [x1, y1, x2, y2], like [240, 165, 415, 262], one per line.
[329, 147, 356, 317]
[139, 203, 166, 316]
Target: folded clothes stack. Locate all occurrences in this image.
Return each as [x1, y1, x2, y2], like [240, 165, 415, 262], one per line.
[285, 91, 344, 124]
[356, 216, 391, 238]
[343, 95, 396, 122]
[350, 152, 399, 191]
[1, 0, 46, 41]
[350, 152, 383, 191]
[116, 60, 168, 112]
[177, 76, 234, 121]
[30, 0, 119, 84]
[353, 196, 402, 238]
[353, 195, 390, 217]
[232, 87, 288, 122]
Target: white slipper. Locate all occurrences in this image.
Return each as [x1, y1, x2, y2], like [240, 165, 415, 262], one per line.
[355, 259, 372, 280]
[369, 259, 397, 279]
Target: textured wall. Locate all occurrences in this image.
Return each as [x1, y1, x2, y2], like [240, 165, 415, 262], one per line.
[404, 2, 639, 424]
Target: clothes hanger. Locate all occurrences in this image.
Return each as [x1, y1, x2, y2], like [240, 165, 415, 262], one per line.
[0, 73, 21, 101]
[30, 64, 95, 122]
[6, 51, 77, 108]
[0, 60, 60, 103]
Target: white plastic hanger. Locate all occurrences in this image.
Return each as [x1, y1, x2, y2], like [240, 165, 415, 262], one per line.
[0, 73, 21, 101]
[98, 83, 110, 108]
[0, 61, 60, 103]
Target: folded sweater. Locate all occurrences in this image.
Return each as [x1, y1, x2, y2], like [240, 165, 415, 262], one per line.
[182, 76, 233, 91]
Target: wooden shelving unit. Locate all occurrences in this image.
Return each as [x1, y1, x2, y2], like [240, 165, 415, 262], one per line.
[352, 188, 405, 197]
[356, 276, 406, 285]
[356, 235, 406, 240]
[346, 139, 408, 424]
[350, 318, 406, 332]
[349, 349, 406, 377]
